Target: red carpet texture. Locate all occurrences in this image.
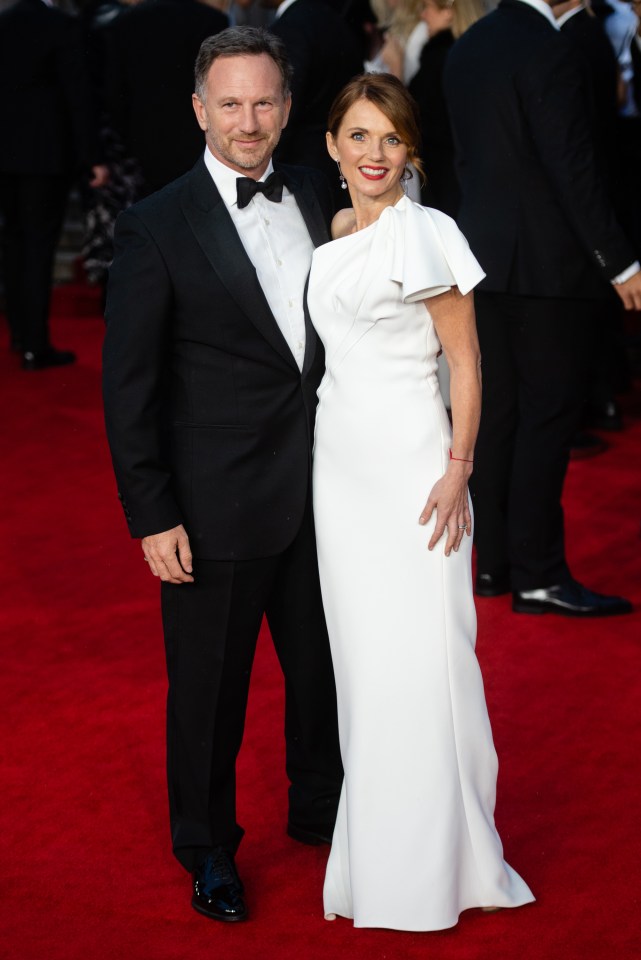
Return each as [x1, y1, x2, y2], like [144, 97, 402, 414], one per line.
[1, 298, 640, 960]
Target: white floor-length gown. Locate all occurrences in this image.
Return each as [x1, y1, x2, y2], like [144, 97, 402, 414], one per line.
[308, 196, 534, 931]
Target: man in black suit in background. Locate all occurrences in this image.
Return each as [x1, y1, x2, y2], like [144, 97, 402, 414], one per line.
[103, 0, 228, 193]
[0, 0, 107, 370]
[444, 0, 641, 616]
[103, 27, 342, 922]
[268, 0, 363, 204]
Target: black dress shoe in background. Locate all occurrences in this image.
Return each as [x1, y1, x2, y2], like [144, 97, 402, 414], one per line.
[475, 571, 510, 597]
[287, 820, 334, 845]
[513, 580, 632, 617]
[22, 347, 76, 371]
[192, 847, 247, 922]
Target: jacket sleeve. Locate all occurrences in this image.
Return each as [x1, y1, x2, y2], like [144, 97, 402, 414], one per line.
[517, 36, 635, 280]
[102, 208, 184, 538]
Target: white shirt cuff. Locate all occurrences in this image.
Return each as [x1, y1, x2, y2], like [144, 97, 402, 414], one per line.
[611, 261, 641, 285]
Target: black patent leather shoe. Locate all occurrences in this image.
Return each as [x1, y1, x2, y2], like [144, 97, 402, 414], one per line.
[287, 820, 334, 845]
[475, 571, 510, 597]
[192, 847, 247, 922]
[512, 580, 632, 617]
[22, 347, 76, 371]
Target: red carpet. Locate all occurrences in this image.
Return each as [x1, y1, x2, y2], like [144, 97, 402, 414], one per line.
[1, 296, 640, 960]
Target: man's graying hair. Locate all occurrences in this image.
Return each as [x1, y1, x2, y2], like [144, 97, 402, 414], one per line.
[194, 27, 293, 102]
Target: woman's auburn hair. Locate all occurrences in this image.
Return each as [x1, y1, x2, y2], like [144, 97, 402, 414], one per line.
[327, 73, 424, 181]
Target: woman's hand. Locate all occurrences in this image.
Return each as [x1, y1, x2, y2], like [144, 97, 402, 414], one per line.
[418, 465, 472, 556]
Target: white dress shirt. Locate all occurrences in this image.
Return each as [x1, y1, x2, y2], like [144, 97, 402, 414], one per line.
[556, 4, 584, 29]
[204, 148, 314, 372]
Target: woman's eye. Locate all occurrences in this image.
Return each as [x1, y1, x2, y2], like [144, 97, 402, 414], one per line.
[351, 132, 365, 141]
[386, 137, 401, 145]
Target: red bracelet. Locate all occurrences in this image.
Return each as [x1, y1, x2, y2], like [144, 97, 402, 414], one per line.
[449, 449, 474, 463]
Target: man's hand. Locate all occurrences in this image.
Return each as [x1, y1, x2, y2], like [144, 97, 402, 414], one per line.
[614, 269, 641, 311]
[142, 525, 194, 584]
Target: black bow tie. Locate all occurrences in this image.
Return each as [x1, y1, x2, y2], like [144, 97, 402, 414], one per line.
[236, 171, 285, 209]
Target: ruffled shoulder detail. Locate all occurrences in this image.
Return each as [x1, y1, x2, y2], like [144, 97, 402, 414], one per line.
[387, 198, 485, 302]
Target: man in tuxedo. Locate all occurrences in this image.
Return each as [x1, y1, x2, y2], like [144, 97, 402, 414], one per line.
[0, 0, 106, 369]
[444, 0, 641, 616]
[103, 27, 342, 922]
[556, 0, 630, 433]
[103, 0, 229, 193]
[267, 0, 364, 204]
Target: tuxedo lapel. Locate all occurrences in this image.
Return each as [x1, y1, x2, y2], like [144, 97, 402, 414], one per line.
[181, 158, 298, 370]
[280, 165, 330, 377]
[282, 165, 330, 250]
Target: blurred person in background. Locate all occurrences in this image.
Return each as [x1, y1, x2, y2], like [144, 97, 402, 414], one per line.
[0, 0, 108, 370]
[102, 0, 228, 195]
[409, 0, 486, 216]
[445, 0, 640, 616]
[268, 0, 364, 206]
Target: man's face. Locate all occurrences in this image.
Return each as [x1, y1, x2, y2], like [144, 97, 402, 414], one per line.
[192, 53, 291, 178]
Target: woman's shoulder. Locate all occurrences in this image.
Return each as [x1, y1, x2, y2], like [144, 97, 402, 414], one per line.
[330, 207, 356, 240]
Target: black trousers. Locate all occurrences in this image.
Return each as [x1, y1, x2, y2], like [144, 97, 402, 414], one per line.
[160, 498, 342, 872]
[471, 292, 598, 591]
[0, 173, 70, 353]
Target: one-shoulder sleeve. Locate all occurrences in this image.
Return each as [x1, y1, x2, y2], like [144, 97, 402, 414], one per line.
[388, 199, 485, 302]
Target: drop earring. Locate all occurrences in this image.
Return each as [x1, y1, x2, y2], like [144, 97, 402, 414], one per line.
[336, 160, 348, 190]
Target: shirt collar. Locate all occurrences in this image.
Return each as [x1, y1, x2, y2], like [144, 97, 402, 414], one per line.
[275, 0, 299, 19]
[204, 147, 275, 208]
[513, 0, 561, 30]
[556, 3, 585, 28]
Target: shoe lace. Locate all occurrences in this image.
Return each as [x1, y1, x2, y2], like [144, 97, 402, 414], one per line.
[200, 849, 235, 890]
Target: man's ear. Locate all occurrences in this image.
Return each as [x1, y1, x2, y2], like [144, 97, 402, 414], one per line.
[192, 94, 208, 132]
[281, 92, 293, 129]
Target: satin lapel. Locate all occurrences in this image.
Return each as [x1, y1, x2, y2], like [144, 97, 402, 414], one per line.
[283, 167, 331, 378]
[180, 159, 298, 370]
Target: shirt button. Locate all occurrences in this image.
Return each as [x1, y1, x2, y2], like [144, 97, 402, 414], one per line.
[288, 299, 294, 307]
[264, 218, 270, 225]
[276, 259, 283, 266]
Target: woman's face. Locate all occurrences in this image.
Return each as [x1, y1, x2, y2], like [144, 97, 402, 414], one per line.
[420, 0, 454, 36]
[327, 99, 408, 205]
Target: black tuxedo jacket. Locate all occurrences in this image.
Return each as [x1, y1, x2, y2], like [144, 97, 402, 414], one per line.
[0, 0, 99, 176]
[408, 29, 458, 217]
[443, 0, 635, 300]
[560, 7, 619, 187]
[103, 158, 332, 560]
[102, 0, 228, 191]
[270, 0, 363, 180]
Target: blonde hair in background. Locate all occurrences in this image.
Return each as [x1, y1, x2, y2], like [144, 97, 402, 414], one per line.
[429, 0, 487, 38]
[388, 0, 425, 42]
[370, 0, 424, 38]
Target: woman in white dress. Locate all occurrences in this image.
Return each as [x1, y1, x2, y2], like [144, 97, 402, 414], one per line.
[307, 73, 534, 932]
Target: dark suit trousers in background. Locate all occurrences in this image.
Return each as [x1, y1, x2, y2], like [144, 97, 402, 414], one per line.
[0, 173, 70, 353]
[471, 293, 598, 591]
[161, 498, 342, 871]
